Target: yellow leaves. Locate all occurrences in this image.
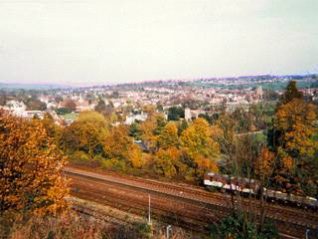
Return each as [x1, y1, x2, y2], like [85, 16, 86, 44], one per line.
[104, 125, 133, 159]
[255, 147, 275, 179]
[139, 112, 165, 152]
[282, 156, 293, 171]
[0, 110, 68, 216]
[276, 98, 317, 158]
[128, 144, 144, 168]
[193, 154, 218, 173]
[154, 147, 182, 178]
[158, 122, 179, 149]
[181, 118, 220, 160]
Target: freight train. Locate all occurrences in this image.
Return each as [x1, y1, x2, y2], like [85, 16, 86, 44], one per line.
[204, 172, 318, 210]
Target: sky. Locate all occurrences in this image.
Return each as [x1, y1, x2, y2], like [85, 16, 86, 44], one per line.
[0, 0, 317, 86]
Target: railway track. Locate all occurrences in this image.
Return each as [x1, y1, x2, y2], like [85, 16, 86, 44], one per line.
[69, 175, 218, 233]
[64, 167, 318, 238]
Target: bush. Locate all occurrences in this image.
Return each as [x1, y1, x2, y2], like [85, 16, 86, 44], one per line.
[101, 158, 127, 172]
[69, 151, 90, 163]
[209, 212, 279, 239]
[55, 107, 72, 115]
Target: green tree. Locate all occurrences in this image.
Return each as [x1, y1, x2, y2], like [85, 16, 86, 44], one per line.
[279, 80, 303, 105]
[167, 106, 184, 121]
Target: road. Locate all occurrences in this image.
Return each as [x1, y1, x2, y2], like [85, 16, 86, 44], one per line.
[64, 166, 318, 238]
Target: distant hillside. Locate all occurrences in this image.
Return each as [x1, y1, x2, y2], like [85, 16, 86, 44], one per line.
[0, 82, 69, 90]
[114, 74, 318, 91]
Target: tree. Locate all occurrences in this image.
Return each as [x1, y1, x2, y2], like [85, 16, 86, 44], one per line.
[279, 80, 303, 105]
[0, 91, 7, 106]
[234, 135, 264, 178]
[209, 212, 279, 239]
[41, 113, 61, 143]
[215, 113, 236, 174]
[275, 99, 317, 160]
[153, 147, 187, 178]
[0, 110, 68, 216]
[62, 99, 77, 112]
[180, 118, 220, 176]
[268, 81, 318, 195]
[95, 99, 107, 114]
[272, 98, 318, 194]
[129, 122, 141, 140]
[158, 122, 179, 149]
[24, 97, 47, 111]
[103, 125, 144, 169]
[60, 111, 108, 156]
[231, 107, 254, 133]
[139, 112, 166, 152]
[128, 144, 144, 168]
[167, 106, 184, 121]
[255, 147, 275, 181]
[104, 125, 133, 160]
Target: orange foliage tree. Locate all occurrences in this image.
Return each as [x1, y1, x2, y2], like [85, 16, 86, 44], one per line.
[0, 110, 68, 216]
[255, 147, 275, 182]
[270, 82, 318, 195]
[275, 98, 317, 161]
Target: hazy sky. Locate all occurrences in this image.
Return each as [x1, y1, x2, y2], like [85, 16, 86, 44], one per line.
[0, 0, 317, 85]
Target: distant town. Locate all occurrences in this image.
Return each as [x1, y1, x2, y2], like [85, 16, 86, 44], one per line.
[1, 74, 317, 126]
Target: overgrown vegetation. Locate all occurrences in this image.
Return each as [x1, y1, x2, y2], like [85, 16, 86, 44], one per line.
[209, 212, 279, 239]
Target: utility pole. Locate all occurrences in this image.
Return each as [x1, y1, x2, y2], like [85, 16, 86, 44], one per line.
[148, 194, 151, 225]
[166, 225, 172, 239]
[305, 228, 310, 239]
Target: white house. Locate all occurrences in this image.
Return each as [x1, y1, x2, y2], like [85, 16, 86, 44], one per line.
[125, 112, 148, 125]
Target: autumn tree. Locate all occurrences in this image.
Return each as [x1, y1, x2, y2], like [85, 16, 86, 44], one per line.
[139, 112, 166, 152]
[41, 113, 62, 144]
[255, 147, 275, 182]
[60, 111, 109, 157]
[268, 81, 318, 195]
[180, 118, 220, 177]
[104, 125, 143, 168]
[215, 113, 236, 174]
[0, 110, 68, 216]
[104, 125, 133, 160]
[153, 147, 187, 178]
[158, 122, 179, 149]
[128, 144, 144, 168]
[272, 98, 318, 194]
[234, 134, 266, 178]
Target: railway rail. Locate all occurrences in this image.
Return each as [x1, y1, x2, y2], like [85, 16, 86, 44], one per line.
[64, 167, 318, 238]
